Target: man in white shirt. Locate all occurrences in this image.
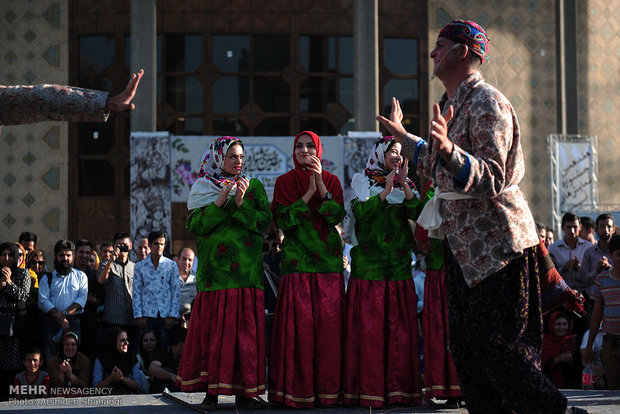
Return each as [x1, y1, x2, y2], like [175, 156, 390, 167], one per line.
[38, 240, 88, 362]
[176, 247, 196, 327]
[548, 212, 594, 294]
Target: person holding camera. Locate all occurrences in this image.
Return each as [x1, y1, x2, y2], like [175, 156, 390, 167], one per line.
[97, 232, 136, 345]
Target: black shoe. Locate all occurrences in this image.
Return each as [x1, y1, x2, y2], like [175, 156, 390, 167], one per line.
[570, 408, 588, 414]
[235, 396, 269, 409]
[200, 394, 217, 411]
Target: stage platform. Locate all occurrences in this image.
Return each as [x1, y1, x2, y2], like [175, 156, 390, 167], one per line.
[1, 389, 618, 413]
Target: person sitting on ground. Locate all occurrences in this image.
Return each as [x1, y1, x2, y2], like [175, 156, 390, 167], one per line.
[149, 327, 187, 393]
[12, 347, 49, 399]
[541, 311, 581, 389]
[47, 332, 90, 397]
[136, 329, 158, 379]
[93, 327, 147, 394]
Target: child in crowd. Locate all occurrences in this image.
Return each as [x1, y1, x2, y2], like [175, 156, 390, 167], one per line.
[12, 347, 49, 399]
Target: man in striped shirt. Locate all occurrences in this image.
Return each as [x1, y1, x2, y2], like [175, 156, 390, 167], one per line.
[584, 234, 620, 389]
[97, 232, 136, 343]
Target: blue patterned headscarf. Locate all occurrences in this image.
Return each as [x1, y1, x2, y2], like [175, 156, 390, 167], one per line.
[438, 19, 489, 63]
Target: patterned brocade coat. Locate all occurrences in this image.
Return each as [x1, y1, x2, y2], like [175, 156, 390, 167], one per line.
[402, 71, 538, 287]
[0, 84, 109, 125]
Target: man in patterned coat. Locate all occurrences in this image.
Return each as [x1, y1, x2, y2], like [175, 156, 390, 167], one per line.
[377, 19, 585, 414]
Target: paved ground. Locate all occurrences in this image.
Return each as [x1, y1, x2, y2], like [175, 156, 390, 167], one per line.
[1, 389, 618, 413]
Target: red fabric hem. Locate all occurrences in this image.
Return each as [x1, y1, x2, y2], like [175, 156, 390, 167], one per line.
[177, 289, 265, 397]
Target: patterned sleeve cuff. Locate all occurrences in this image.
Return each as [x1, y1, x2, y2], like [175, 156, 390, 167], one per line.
[441, 144, 470, 182]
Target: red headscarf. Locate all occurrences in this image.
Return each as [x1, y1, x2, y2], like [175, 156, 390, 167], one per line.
[272, 131, 344, 242]
[541, 311, 576, 388]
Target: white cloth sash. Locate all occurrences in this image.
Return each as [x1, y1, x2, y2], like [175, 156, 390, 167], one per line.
[417, 185, 517, 239]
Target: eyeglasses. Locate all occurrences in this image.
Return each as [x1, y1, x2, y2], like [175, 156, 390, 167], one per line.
[33, 261, 45, 266]
[119, 338, 129, 344]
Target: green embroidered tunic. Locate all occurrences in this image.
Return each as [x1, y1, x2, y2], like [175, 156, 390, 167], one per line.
[187, 178, 271, 291]
[275, 198, 346, 274]
[350, 194, 425, 281]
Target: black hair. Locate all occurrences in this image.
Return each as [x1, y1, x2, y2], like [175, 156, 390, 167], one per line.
[147, 231, 167, 245]
[0, 242, 20, 266]
[23, 346, 43, 360]
[54, 239, 76, 256]
[75, 239, 93, 251]
[171, 328, 188, 346]
[100, 241, 113, 251]
[561, 212, 579, 226]
[596, 213, 614, 226]
[580, 216, 595, 232]
[113, 232, 131, 243]
[609, 235, 620, 254]
[18, 231, 38, 245]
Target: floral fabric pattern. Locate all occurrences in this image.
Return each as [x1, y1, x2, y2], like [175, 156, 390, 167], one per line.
[275, 198, 346, 274]
[132, 256, 180, 319]
[0, 84, 108, 125]
[187, 178, 271, 291]
[350, 194, 425, 281]
[403, 72, 538, 286]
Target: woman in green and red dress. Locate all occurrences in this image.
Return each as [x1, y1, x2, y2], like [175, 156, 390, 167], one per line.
[342, 135, 424, 407]
[177, 136, 271, 410]
[268, 131, 346, 408]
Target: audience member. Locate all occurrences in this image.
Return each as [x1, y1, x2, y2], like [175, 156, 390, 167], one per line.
[17, 232, 38, 255]
[135, 238, 150, 262]
[148, 327, 187, 393]
[0, 242, 32, 401]
[136, 329, 158, 378]
[537, 222, 547, 242]
[89, 250, 100, 271]
[97, 233, 136, 342]
[541, 311, 580, 389]
[584, 234, 620, 389]
[133, 231, 180, 350]
[177, 248, 196, 326]
[547, 228, 555, 247]
[38, 240, 88, 362]
[24, 249, 45, 349]
[582, 214, 614, 290]
[93, 327, 147, 394]
[47, 332, 90, 396]
[548, 213, 593, 294]
[75, 239, 103, 359]
[100, 242, 114, 263]
[11, 347, 49, 399]
[579, 217, 597, 245]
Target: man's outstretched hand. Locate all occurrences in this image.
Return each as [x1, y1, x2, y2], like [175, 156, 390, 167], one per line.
[106, 69, 144, 112]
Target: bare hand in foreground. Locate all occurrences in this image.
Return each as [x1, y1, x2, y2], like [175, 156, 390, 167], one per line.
[376, 97, 408, 143]
[105, 69, 144, 112]
[430, 103, 454, 161]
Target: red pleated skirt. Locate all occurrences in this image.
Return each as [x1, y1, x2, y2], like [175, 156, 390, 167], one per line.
[268, 272, 344, 408]
[422, 269, 461, 398]
[176, 288, 266, 397]
[342, 278, 422, 407]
